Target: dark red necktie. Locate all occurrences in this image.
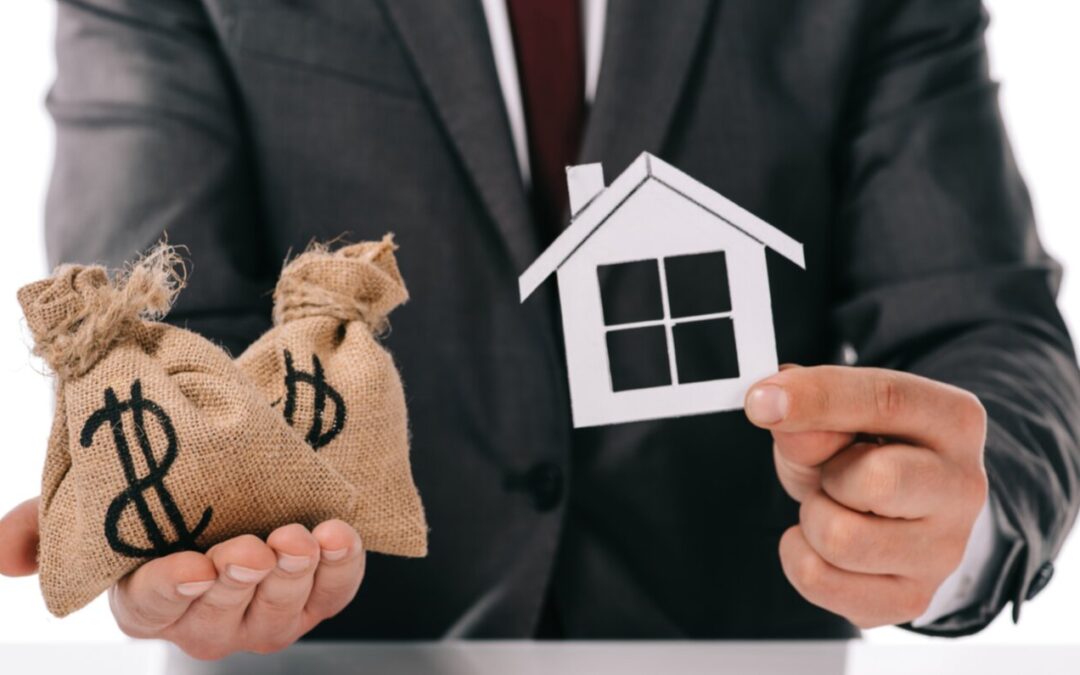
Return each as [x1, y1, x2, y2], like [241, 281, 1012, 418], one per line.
[505, 0, 586, 240]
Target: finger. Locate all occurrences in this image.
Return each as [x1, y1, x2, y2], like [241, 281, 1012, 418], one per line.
[746, 366, 985, 456]
[303, 520, 365, 627]
[0, 497, 40, 577]
[770, 429, 859, 502]
[772, 443, 821, 503]
[798, 491, 943, 578]
[110, 551, 217, 638]
[772, 429, 857, 470]
[243, 524, 320, 651]
[820, 442, 951, 519]
[779, 525, 933, 628]
[170, 535, 275, 646]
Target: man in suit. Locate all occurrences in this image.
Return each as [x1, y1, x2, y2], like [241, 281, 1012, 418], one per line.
[1, 0, 1078, 658]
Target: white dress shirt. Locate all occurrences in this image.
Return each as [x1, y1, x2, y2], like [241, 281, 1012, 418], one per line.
[478, 0, 1004, 629]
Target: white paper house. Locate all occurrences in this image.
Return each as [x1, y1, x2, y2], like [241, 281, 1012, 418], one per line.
[519, 152, 806, 427]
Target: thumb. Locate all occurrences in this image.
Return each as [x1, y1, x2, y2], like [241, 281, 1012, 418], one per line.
[0, 497, 40, 576]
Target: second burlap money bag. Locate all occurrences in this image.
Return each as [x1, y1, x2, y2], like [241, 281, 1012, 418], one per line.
[18, 245, 362, 617]
[237, 235, 428, 557]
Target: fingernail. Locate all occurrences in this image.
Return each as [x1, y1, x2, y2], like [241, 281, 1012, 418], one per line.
[176, 580, 215, 597]
[226, 565, 270, 584]
[322, 547, 349, 562]
[746, 384, 788, 424]
[277, 553, 312, 573]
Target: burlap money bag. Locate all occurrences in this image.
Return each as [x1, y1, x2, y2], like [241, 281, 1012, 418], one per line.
[236, 235, 427, 557]
[18, 245, 361, 617]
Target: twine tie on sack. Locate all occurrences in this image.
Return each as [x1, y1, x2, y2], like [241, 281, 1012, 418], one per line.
[18, 244, 185, 380]
[273, 281, 382, 329]
[271, 234, 409, 334]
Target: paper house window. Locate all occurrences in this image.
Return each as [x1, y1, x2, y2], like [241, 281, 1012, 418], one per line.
[598, 251, 738, 392]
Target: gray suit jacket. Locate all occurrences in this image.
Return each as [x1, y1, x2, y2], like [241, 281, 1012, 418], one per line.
[45, 0, 1080, 638]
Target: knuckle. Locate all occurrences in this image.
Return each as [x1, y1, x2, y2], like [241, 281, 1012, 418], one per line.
[872, 374, 905, 420]
[109, 590, 144, 637]
[961, 390, 987, 425]
[957, 468, 989, 519]
[819, 515, 856, 564]
[195, 593, 244, 614]
[306, 592, 350, 622]
[111, 593, 165, 637]
[273, 567, 312, 583]
[256, 592, 303, 615]
[793, 548, 826, 592]
[122, 598, 170, 633]
[308, 580, 361, 621]
[953, 392, 988, 441]
[804, 382, 832, 422]
[862, 453, 901, 506]
[952, 466, 989, 521]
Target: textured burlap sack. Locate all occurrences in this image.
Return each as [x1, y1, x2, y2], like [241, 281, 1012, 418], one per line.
[236, 235, 427, 557]
[19, 245, 361, 617]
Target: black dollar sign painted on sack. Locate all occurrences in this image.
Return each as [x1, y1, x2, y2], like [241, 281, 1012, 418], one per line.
[282, 350, 346, 451]
[81, 379, 213, 558]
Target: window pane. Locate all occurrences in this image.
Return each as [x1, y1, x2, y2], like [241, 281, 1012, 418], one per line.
[597, 259, 664, 325]
[664, 251, 732, 318]
[673, 318, 739, 383]
[605, 325, 672, 391]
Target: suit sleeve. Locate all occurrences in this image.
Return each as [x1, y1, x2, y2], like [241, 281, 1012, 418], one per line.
[45, 0, 274, 355]
[832, 0, 1080, 635]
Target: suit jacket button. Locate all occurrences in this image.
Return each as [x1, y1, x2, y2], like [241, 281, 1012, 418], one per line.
[1026, 561, 1054, 601]
[525, 462, 564, 512]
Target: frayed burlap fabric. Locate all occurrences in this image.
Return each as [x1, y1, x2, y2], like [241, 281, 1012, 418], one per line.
[237, 236, 427, 557]
[19, 245, 360, 617]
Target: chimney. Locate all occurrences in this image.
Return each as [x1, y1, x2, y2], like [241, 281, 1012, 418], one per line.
[566, 163, 605, 219]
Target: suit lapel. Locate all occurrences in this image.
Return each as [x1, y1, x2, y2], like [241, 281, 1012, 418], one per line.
[377, 0, 538, 273]
[378, 0, 714, 271]
[579, 0, 715, 172]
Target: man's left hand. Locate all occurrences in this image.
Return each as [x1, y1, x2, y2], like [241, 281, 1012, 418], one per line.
[745, 365, 989, 628]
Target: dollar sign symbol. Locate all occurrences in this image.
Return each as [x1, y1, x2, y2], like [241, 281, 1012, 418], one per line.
[281, 350, 346, 451]
[81, 379, 213, 558]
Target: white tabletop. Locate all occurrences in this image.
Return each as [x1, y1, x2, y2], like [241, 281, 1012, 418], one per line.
[2, 640, 1077, 675]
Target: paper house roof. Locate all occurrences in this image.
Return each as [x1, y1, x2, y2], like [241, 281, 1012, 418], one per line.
[519, 152, 805, 301]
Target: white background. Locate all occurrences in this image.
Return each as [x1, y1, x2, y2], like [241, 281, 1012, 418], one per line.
[0, 2, 1076, 645]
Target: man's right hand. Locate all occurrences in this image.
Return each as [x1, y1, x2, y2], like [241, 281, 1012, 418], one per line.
[0, 497, 366, 660]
